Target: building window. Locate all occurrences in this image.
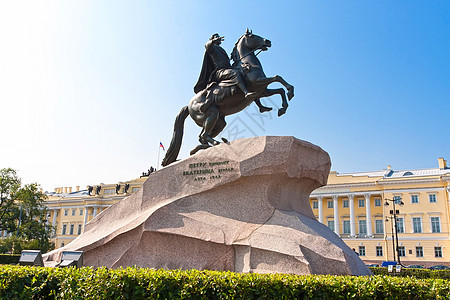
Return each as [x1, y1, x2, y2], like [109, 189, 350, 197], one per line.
[62, 224, 67, 235]
[327, 200, 333, 208]
[434, 247, 442, 257]
[393, 195, 402, 204]
[431, 217, 441, 233]
[398, 246, 405, 257]
[343, 200, 349, 208]
[416, 246, 423, 257]
[412, 217, 422, 233]
[358, 246, 366, 256]
[69, 224, 74, 235]
[78, 224, 82, 235]
[132, 187, 140, 193]
[375, 220, 384, 234]
[72, 209, 75, 216]
[327, 220, 335, 231]
[358, 199, 365, 207]
[396, 218, 404, 233]
[61, 242, 64, 247]
[358, 220, 367, 235]
[64, 209, 68, 216]
[80, 209, 83, 216]
[376, 246, 383, 257]
[411, 195, 419, 204]
[374, 199, 381, 207]
[312, 201, 318, 209]
[343, 220, 350, 234]
[429, 194, 437, 203]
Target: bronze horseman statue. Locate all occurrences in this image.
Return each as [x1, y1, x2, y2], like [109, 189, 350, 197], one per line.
[162, 29, 294, 166]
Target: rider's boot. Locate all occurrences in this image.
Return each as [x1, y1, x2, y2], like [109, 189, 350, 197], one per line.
[240, 83, 257, 100]
[244, 91, 257, 100]
[236, 74, 257, 100]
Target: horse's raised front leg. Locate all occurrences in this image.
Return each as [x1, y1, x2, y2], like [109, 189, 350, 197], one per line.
[261, 88, 288, 116]
[254, 75, 294, 101]
[273, 75, 294, 100]
[254, 99, 272, 113]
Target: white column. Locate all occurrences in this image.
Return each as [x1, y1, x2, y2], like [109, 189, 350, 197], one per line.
[83, 207, 89, 227]
[333, 195, 339, 235]
[52, 209, 58, 227]
[348, 194, 356, 237]
[93, 206, 98, 218]
[317, 196, 324, 223]
[365, 194, 373, 237]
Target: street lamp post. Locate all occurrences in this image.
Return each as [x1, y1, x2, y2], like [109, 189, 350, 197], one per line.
[385, 215, 396, 262]
[385, 197, 404, 265]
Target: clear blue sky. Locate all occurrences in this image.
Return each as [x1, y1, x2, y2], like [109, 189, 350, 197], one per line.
[1, 1, 449, 192]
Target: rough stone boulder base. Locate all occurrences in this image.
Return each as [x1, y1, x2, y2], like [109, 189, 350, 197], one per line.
[44, 136, 371, 275]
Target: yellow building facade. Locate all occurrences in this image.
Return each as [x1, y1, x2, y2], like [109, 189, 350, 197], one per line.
[45, 158, 450, 267]
[45, 177, 147, 248]
[310, 157, 450, 267]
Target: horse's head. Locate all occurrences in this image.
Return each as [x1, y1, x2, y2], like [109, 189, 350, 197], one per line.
[231, 29, 272, 64]
[242, 28, 271, 52]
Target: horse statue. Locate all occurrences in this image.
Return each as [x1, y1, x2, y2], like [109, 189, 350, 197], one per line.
[161, 29, 294, 167]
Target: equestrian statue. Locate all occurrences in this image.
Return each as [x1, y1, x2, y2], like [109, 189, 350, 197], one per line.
[161, 29, 294, 167]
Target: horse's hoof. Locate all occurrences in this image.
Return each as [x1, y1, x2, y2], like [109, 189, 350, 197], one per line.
[287, 86, 294, 100]
[278, 107, 286, 117]
[221, 137, 229, 143]
[259, 106, 272, 113]
[287, 91, 294, 100]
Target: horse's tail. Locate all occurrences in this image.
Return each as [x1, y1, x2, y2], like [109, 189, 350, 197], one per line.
[161, 106, 190, 167]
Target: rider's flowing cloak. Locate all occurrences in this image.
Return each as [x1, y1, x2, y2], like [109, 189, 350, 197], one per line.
[194, 51, 215, 94]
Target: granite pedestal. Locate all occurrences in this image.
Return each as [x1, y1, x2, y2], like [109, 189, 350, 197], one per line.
[44, 136, 371, 275]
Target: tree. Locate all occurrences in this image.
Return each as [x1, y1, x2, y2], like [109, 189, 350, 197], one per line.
[0, 168, 54, 253]
[16, 183, 54, 252]
[0, 168, 21, 233]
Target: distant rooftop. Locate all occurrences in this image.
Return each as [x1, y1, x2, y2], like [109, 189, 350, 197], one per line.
[46, 190, 89, 198]
[335, 167, 450, 179]
[333, 157, 449, 179]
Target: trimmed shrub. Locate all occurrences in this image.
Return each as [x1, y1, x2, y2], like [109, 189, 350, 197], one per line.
[370, 267, 450, 280]
[0, 265, 449, 299]
[0, 236, 55, 254]
[0, 254, 20, 265]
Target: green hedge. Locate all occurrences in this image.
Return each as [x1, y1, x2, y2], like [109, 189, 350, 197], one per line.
[370, 267, 450, 280]
[0, 266, 449, 299]
[0, 254, 20, 265]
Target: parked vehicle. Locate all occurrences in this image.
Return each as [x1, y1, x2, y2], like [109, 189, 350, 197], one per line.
[406, 264, 424, 269]
[381, 261, 397, 267]
[428, 265, 450, 270]
[366, 264, 379, 267]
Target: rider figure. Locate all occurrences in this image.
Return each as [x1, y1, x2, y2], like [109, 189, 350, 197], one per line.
[196, 33, 256, 113]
